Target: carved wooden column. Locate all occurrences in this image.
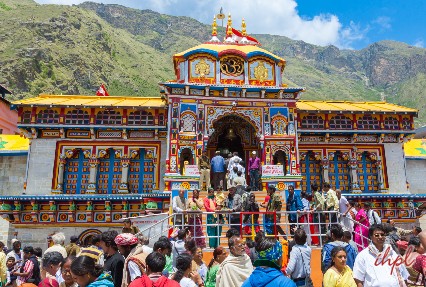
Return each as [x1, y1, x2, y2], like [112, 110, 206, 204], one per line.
[87, 156, 99, 194]
[55, 155, 67, 193]
[376, 156, 386, 192]
[119, 157, 130, 193]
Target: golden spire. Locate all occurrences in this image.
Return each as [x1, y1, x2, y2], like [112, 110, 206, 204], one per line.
[241, 18, 247, 37]
[226, 13, 233, 38]
[212, 15, 217, 36]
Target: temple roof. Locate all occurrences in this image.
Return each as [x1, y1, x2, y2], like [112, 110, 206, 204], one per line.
[173, 43, 285, 65]
[12, 94, 165, 108]
[297, 100, 418, 114]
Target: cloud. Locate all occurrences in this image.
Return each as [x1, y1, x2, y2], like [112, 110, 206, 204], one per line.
[413, 39, 424, 48]
[35, 0, 364, 48]
[373, 16, 391, 31]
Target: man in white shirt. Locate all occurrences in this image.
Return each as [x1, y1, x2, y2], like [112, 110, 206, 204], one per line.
[365, 202, 381, 225]
[353, 224, 408, 287]
[43, 232, 67, 258]
[172, 188, 187, 229]
[336, 189, 351, 231]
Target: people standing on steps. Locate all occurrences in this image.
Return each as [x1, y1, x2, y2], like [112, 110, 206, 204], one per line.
[324, 183, 339, 226]
[248, 151, 261, 191]
[172, 188, 187, 230]
[286, 185, 304, 236]
[210, 151, 225, 191]
[186, 189, 206, 249]
[198, 150, 211, 191]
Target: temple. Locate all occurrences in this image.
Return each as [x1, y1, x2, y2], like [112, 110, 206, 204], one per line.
[0, 15, 424, 244]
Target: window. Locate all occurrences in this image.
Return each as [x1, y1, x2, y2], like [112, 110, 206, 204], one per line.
[97, 149, 121, 194]
[301, 114, 324, 129]
[358, 152, 379, 193]
[329, 115, 353, 129]
[402, 117, 411, 130]
[21, 111, 32, 124]
[36, 109, 59, 124]
[95, 110, 122, 125]
[128, 111, 154, 125]
[329, 151, 350, 192]
[128, 149, 156, 193]
[63, 150, 90, 194]
[383, 117, 399, 130]
[180, 113, 196, 132]
[65, 109, 90, 125]
[357, 115, 379, 130]
[158, 114, 165, 126]
[300, 151, 322, 194]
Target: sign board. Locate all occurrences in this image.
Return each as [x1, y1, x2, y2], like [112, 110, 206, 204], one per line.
[184, 165, 200, 176]
[130, 213, 169, 247]
[262, 165, 284, 176]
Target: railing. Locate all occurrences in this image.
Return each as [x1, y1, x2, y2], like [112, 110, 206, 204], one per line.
[132, 210, 371, 251]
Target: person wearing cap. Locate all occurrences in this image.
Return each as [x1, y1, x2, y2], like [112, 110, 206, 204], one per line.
[115, 233, 144, 287]
[210, 151, 225, 191]
[198, 150, 211, 191]
[242, 236, 295, 287]
[248, 151, 261, 191]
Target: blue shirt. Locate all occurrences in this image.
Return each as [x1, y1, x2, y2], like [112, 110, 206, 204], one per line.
[211, 155, 225, 172]
[242, 267, 296, 287]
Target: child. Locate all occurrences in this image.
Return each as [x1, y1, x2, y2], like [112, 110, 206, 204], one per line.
[6, 257, 17, 287]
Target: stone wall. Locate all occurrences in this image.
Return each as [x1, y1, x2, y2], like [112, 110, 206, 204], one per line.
[384, 143, 407, 193]
[0, 155, 27, 196]
[0, 218, 12, 246]
[406, 159, 426, 194]
[25, 139, 58, 195]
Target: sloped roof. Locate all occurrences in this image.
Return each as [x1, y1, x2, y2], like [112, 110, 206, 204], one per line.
[296, 100, 418, 114]
[404, 139, 426, 159]
[12, 95, 165, 108]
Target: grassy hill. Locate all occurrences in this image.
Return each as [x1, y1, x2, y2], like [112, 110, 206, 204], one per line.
[0, 0, 425, 126]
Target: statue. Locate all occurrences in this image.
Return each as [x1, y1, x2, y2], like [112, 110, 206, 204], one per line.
[86, 201, 93, 211]
[105, 202, 112, 211]
[49, 201, 57, 211]
[69, 202, 76, 211]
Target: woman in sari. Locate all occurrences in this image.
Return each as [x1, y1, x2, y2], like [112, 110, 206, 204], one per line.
[353, 202, 370, 252]
[203, 188, 221, 248]
[323, 246, 356, 287]
[186, 189, 206, 248]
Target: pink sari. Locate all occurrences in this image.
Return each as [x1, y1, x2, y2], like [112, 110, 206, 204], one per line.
[354, 208, 370, 251]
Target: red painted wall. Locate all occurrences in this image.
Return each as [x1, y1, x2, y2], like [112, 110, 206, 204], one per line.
[0, 98, 18, 134]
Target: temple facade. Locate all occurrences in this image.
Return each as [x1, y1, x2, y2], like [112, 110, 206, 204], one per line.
[0, 16, 424, 246]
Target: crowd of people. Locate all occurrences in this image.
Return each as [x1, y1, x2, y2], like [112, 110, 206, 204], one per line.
[1, 221, 425, 287]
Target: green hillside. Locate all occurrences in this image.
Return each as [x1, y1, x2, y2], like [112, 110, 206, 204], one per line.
[0, 0, 425, 126]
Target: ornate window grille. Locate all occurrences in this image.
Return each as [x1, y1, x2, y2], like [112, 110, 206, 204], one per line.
[329, 115, 353, 129]
[358, 152, 378, 193]
[97, 149, 121, 194]
[128, 149, 155, 193]
[128, 111, 154, 125]
[36, 109, 59, 124]
[65, 109, 90, 125]
[357, 115, 379, 130]
[21, 111, 32, 124]
[95, 110, 122, 125]
[329, 151, 351, 192]
[301, 114, 324, 129]
[158, 114, 165, 126]
[384, 117, 399, 130]
[402, 117, 411, 130]
[181, 113, 196, 132]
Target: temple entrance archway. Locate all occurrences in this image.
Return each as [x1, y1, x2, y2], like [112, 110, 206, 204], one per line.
[207, 115, 260, 165]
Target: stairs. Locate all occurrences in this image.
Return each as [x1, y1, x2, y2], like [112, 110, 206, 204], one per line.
[189, 188, 282, 250]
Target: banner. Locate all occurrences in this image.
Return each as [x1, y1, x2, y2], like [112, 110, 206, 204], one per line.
[129, 213, 169, 246]
[262, 165, 284, 176]
[184, 165, 200, 176]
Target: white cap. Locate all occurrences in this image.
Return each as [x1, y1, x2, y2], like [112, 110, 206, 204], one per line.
[252, 151, 257, 155]
[11, 238, 18, 244]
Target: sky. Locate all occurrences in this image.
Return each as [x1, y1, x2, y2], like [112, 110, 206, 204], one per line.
[34, 0, 426, 50]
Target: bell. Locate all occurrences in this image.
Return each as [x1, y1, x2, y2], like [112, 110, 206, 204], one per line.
[225, 127, 237, 140]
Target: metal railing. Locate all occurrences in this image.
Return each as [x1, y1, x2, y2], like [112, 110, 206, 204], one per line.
[131, 210, 371, 251]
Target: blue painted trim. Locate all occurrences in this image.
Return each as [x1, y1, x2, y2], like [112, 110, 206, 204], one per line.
[182, 48, 219, 59]
[0, 151, 28, 156]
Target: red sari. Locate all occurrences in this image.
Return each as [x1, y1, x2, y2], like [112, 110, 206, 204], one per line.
[299, 213, 319, 245]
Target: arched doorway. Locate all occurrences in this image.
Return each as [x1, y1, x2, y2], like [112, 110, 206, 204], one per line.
[78, 229, 102, 247]
[207, 115, 259, 165]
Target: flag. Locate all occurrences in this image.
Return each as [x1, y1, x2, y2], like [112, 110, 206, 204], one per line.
[96, 83, 110, 96]
[226, 26, 260, 45]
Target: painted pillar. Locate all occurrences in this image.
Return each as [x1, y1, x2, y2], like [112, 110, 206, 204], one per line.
[349, 155, 361, 193]
[119, 157, 130, 193]
[56, 155, 67, 193]
[321, 156, 330, 183]
[376, 156, 385, 192]
[87, 156, 99, 194]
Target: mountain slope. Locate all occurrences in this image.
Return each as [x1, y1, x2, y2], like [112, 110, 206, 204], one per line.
[0, 0, 425, 126]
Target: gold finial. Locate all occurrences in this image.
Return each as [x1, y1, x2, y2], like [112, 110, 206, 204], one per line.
[241, 18, 247, 37]
[212, 16, 217, 36]
[226, 13, 233, 37]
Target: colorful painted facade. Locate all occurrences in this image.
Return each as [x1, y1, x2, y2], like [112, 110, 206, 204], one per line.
[0, 16, 424, 243]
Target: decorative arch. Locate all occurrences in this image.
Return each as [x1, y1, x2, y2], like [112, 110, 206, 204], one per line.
[180, 111, 196, 133]
[270, 114, 288, 135]
[206, 106, 262, 138]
